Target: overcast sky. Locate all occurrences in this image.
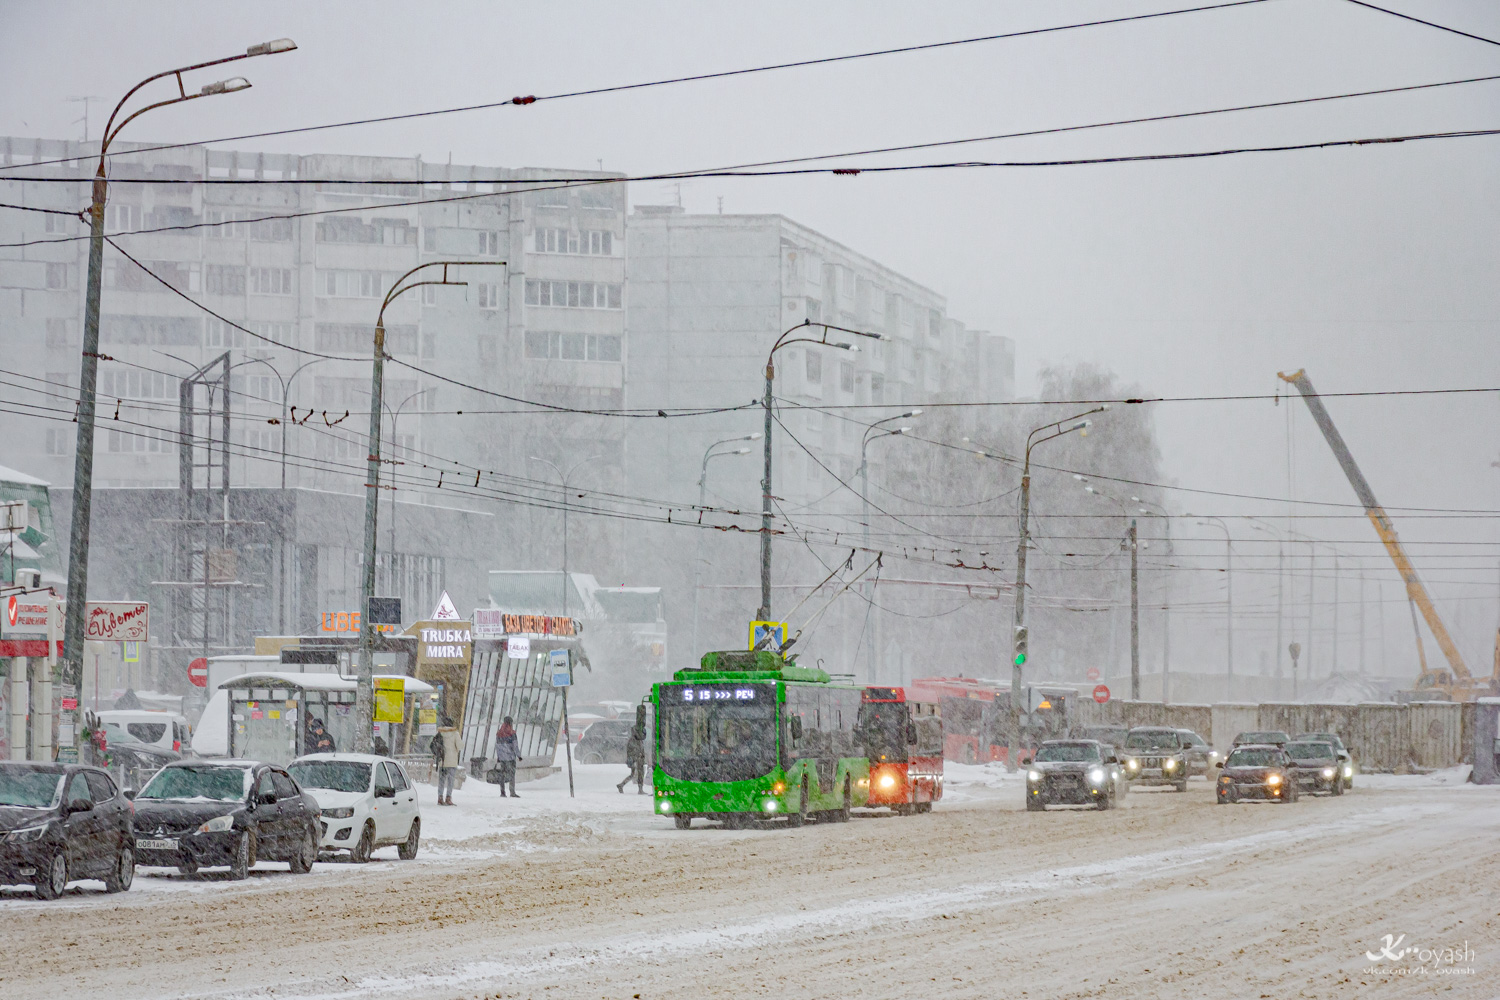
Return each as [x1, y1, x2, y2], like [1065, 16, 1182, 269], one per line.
[3, 0, 1498, 668]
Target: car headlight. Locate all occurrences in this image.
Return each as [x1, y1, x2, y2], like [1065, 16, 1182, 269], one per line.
[1343, 765, 1353, 778]
[197, 814, 235, 834]
[658, 799, 673, 814]
[322, 806, 355, 819]
[1087, 768, 1106, 785]
[1125, 758, 1139, 770]
[878, 773, 897, 789]
[6, 824, 50, 843]
[1266, 773, 1281, 786]
[1321, 768, 1335, 779]
[1026, 769, 1042, 782]
[1164, 759, 1177, 771]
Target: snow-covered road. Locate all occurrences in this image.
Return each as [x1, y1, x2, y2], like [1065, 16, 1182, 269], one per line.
[0, 764, 1492, 999]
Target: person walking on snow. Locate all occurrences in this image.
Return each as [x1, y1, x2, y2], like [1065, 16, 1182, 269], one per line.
[432, 716, 462, 806]
[493, 716, 520, 798]
[618, 724, 646, 794]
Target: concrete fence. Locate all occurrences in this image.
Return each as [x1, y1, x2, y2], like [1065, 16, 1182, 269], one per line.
[1070, 697, 1470, 772]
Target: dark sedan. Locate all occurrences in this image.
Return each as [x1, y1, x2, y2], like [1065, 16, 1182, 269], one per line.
[575, 719, 635, 765]
[1216, 744, 1299, 804]
[133, 760, 319, 879]
[0, 762, 135, 899]
[1285, 741, 1344, 796]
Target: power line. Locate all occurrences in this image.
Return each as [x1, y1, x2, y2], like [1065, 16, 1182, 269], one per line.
[1343, 0, 1500, 47]
[0, 1, 1274, 174]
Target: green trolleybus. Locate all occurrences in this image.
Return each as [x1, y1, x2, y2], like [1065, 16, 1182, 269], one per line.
[649, 650, 870, 829]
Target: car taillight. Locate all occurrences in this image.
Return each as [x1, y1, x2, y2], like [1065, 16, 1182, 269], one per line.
[173, 741, 181, 752]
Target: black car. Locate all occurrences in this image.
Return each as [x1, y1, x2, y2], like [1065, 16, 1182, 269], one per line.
[1294, 731, 1355, 789]
[1175, 729, 1218, 777]
[1119, 727, 1189, 791]
[1284, 741, 1344, 796]
[0, 762, 136, 899]
[132, 760, 320, 879]
[575, 719, 636, 765]
[1025, 740, 1128, 811]
[1074, 726, 1129, 760]
[1230, 730, 1291, 748]
[1216, 744, 1299, 804]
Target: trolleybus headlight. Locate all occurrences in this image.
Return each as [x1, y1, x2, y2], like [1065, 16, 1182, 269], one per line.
[1026, 769, 1042, 783]
[659, 799, 673, 814]
[878, 773, 897, 790]
[763, 799, 779, 813]
[1088, 768, 1106, 785]
[1322, 767, 1335, 779]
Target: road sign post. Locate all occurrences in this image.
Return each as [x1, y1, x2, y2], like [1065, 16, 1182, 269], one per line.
[550, 649, 574, 798]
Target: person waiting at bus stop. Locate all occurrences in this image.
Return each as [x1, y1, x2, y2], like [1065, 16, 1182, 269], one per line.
[617, 725, 646, 794]
[493, 717, 519, 798]
[432, 716, 461, 806]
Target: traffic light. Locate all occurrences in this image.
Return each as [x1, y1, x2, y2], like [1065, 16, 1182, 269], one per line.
[1013, 625, 1029, 668]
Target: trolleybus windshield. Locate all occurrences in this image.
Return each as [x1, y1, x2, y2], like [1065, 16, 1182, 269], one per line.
[855, 702, 907, 761]
[659, 683, 777, 782]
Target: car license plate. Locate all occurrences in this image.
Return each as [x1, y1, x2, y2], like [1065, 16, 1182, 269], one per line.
[137, 838, 178, 851]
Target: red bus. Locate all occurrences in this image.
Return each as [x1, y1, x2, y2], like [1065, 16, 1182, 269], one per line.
[856, 686, 943, 814]
[907, 677, 1075, 766]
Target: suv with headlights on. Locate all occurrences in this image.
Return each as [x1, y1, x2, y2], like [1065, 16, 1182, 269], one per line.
[132, 760, 319, 879]
[1025, 740, 1127, 811]
[1120, 727, 1189, 791]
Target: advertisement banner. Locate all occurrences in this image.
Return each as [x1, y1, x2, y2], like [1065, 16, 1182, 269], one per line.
[84, 602, 149, 642]
[374, 677, 405, 723]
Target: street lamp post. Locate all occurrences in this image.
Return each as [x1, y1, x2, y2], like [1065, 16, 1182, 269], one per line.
[689, 434, 758, 663]
[222, 354, 331, 488]
[859, 412, 918, 684]
[1191, 515, 1234, 700]
[1132, 498, 1173, 703]
[528, 455, 596, 619]
[1009, 407, 1107, 772]
[757, 321, 886, 622]
[356, 261, 503, 752]
[1078, 478, 1133, 692]
[385, 386, 430, 594]
[61, 38, 297, 733]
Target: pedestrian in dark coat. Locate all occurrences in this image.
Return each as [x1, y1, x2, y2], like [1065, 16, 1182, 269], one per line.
[493, 717, 520, 798]
[618, 725, 646, 794]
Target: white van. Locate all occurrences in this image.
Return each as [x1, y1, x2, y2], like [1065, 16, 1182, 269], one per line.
[96, 710, 191, 754]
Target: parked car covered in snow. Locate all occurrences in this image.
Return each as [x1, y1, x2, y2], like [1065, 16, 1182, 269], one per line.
[0, 762, 136, 899]
[289, 754, 420, 863]
[132, 760, 319, 879]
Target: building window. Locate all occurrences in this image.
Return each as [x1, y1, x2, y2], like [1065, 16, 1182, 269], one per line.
[929, 308, 942, 339]
[479, 231, 502, 256]
[523, 279, 622, 309]
[249, 266, 293, 296]
[839, 361, 854, 394]
[45, 263, 68, 289]
[44, 213, 71, 235]
[205, 264, 246, 296]
[421, 334, 436, 359]
[475, 283, 501, 310]
[46, 428, 72, 455]
[315, 216, 414, 245]
[535, 188, 570, 208]
[579, 186, 614, 209]
[45, 318, 75, 349]
[318, 269, 385, 298]
[870, 373, 884, 405]
[99, 370, 171, 400]
[315, 323, 414, 355]
[106, 427, 173, 453]
[105, 204, 140, 231]
[523, 331, 622, 362]
[534, 228, 613, 255]
[805, 351, 822, 384]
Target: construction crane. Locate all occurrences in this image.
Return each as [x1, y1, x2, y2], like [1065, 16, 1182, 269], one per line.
[1279, 369, 1498, 701]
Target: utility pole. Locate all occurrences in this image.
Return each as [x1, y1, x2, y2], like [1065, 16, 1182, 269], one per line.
[689, 435, 756, 664]
[859, 414, 916, 683]
[1128, 518, 1139, 700]
[1332, 552, 1340, 677]
[1306, 542, 1316, 680]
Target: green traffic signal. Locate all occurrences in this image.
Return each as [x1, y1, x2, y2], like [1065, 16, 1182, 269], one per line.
[1014, 652, 1027, 667]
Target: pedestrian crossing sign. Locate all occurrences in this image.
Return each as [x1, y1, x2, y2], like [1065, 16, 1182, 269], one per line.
[749, 621, 788, 653]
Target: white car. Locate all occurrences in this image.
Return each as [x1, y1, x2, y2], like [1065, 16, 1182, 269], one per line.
[96, 710, 191, 754]
[287, 754, 420, 863]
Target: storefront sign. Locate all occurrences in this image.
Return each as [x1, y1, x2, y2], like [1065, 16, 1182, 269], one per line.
[499, 613, 576, 637]
[84, 602, 149, 642]
[413, 620, 473, 668]
[2, 595, 50, 638]
[507, 636, 530, 660]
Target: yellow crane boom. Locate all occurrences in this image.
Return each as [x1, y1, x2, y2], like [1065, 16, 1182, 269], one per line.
[1278, 369, 1493, 700]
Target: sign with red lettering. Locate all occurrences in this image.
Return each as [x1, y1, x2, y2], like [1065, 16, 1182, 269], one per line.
[84, 602, 149, 642]
[1092, 684, 1111, 704]
[2, 595, 50, 639]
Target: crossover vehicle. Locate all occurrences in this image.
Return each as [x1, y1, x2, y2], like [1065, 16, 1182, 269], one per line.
[1294, 731, 1354, 789]
[0, 762, 135, 899]
[1074, 725, 1129, 759]
[1175, 729, 1218, 777]
[1120, 727, 1189, 791]
[1026, 739, 1127, 811]
[1284, 740, 1343, 796]
[1216, 744, 1298, 804]
[133, 760, 319, 879]
[1230, 730, 1291, 748]
[289, 754, 420, 862]
[96, 710, 191, 754]
[574, 719, 635, 765]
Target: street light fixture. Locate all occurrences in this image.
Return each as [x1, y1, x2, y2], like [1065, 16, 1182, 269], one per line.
[527, 454, 596, 619]
[1076, 478, 1139, 700]
[62, 39, 298, 728]
[758, 320, 887, 621]
[1008, 406, 1108, 771]
[689, 434, 760, 661]
[859, 412, 919, 683]
[355, 260, 504, 752]
[1188, 513, 1234, 701]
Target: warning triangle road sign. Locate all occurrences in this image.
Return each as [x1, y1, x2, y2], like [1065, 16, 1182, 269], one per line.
[431, 591, 461, 621]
